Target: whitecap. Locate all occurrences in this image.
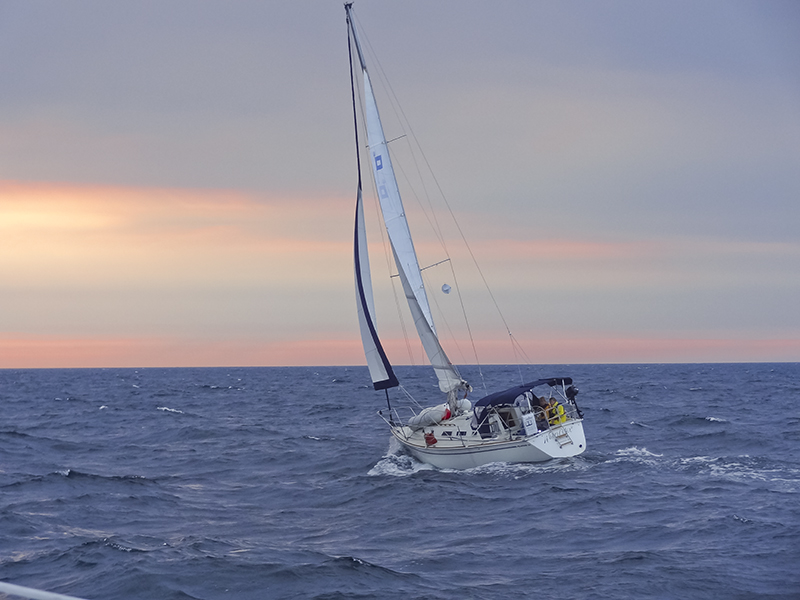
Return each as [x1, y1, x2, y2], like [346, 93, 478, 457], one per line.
[467, 458, 589, 478]
[105, 539, 136, 552]
[616, 447, 663, 458]
[680, 455, 719, 465]
[157, 406, 183, 414]
[608, 447, 663, 467]
[368, 453, 435, 477]
[705, 416, 727, 422]
[607, 447, 664, 467]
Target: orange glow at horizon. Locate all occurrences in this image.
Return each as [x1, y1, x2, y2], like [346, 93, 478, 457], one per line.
[1, 334, 797, 369]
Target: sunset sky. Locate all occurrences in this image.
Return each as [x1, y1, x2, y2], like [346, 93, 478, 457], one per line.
[2, 1, 799, 368]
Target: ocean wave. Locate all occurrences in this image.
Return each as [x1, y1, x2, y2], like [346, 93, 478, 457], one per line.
[50, 469, 152, 485]
[156, 406, 183, 414]
[321, 555, 404, 577]
[3, 364, 799, 599]
[677, 456, 800, 492]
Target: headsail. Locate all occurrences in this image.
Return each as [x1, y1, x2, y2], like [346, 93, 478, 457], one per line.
[392, 246, 469, 394]
[347, 4, 468, 395]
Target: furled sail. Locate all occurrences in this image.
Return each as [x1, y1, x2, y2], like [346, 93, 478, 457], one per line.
[347, 6, 467, 394]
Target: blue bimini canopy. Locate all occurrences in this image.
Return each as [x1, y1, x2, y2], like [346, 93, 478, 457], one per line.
[473, 378, 573, 422]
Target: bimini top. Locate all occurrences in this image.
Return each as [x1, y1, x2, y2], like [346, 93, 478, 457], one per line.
[473, 378, 573, 419]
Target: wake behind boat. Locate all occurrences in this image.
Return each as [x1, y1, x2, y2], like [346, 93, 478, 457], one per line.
[345, 4, 587, 470]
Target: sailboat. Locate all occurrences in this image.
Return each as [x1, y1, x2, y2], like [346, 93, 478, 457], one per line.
[345, 4, 587, 470]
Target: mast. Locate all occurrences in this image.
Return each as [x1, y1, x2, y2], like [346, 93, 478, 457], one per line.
[348, 3, 398, 391]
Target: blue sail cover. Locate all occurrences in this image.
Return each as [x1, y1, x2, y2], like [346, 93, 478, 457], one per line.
[473, 378, 573, 420]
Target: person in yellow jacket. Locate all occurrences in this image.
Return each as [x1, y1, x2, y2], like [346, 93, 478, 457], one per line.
[535, 397, 550, 430]
[546, 397, 568, 425]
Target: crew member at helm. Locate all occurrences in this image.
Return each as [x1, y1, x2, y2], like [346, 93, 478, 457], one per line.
[546, 397, 567, 425]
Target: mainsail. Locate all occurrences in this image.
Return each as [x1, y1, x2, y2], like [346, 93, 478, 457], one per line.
[349, 15, 397, 391]
[347, 5, 468, 395]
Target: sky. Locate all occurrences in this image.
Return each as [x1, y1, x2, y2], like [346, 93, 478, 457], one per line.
[1, 0, 799, 368]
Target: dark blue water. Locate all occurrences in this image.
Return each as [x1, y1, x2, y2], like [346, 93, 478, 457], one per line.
[1, 364, 798, 599]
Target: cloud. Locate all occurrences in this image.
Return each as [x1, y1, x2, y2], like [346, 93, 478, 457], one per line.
[0, 181, 359, 353]
[0, 180, 350, 288]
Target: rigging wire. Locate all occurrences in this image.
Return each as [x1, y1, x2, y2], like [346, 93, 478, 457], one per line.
[392, 91, 533, 383]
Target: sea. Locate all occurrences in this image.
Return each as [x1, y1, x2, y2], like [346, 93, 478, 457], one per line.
[1, 363, 798, 600]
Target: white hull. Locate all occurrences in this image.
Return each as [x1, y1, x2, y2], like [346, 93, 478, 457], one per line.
[390, 415, 586, 470]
